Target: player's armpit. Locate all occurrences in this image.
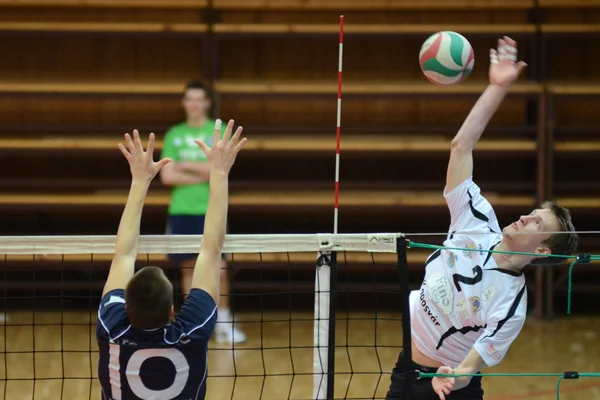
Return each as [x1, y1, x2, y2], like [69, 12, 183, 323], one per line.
[96, 289, 128, 341]
[445, 144, 474, 194]
[103, 255, 137, 297]
[171, 288, 218, 341]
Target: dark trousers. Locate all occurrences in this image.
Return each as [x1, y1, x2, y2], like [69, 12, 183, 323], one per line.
[385, 351, 484, 400]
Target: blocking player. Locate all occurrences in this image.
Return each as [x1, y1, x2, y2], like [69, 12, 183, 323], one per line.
[96, 119, 246, 400]
[385, 37, 578, 400]
[160, 81, 246, 344]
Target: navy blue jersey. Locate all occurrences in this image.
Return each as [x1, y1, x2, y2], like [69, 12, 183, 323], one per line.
[96, 288, 217, 400]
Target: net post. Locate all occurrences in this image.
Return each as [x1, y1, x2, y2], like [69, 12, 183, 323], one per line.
[397, 238, 414, 399]
[326, 250, 337, 399]
[313, 248, 335, 399]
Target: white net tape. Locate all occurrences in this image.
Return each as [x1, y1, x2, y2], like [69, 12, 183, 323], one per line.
[0, 233, 402, 255]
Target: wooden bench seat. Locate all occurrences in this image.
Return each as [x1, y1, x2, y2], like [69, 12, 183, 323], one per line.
[555, 141, 600, 152]
[0, 0, 207, 8]
[215, 80, 542, 95]
[212, 0, 533, 10]
[0, 21, 207, 34]
[213, 23, 535, 35]
[554, 198, 600, 209]
[541, 24, 600, 34]
[0, 189, 533, 208]
[538, 0, 600, 7]
[0, 135, 537, 153]
[0, 82, 186, 95]
[0, 80, 542, 96]
[546, 83, 600, 95]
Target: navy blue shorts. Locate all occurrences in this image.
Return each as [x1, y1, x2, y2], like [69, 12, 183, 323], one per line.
[166, 215, 227, 263]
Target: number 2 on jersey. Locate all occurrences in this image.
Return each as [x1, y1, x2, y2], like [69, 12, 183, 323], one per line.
[452, 266, 483, 292]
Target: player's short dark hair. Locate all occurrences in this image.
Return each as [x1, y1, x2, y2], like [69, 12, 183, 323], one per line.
[125, 266, 174, 330]
[531, 201, 578, 266]
[184, 80, 210, 97]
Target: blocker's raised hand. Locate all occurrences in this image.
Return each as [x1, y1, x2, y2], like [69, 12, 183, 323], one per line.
[195, 119, 247, 174]
[118, 130, 171, 183]
[489, 36, 527, 88]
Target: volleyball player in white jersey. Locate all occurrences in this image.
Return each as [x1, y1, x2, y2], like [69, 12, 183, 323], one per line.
[96, 120, 246, 400]
[385, 37, 578, 400]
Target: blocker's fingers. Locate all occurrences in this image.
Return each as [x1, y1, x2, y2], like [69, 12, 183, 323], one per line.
[118, 143, 133, 161]
[147, 132, 156, 155]
[195, 139, 210, 156]
[230, 126, 243, 145]
[125, 133, 136, 154]
[222, 119, 235, 143]
[233, 137, 248, 154]
[133, 129, 143, 151]
[213, 118, 222, 144]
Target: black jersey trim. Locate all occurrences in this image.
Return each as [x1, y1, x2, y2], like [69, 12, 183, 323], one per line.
[485, 268, 523, 277]
[483, 241, 501, 267]
[479, 284, 526, 341]
[425, 249, 442, 267]
[436, 324, 488, 350]
[467, 190, 489, 223]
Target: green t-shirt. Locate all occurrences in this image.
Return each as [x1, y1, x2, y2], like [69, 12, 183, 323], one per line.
[160, 120, 216, 216]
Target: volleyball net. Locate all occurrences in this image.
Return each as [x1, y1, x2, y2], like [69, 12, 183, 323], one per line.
[0, 232, 411, 400]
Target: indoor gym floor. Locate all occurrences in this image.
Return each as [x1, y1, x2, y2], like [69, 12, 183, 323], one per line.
[0, 310, 599, 400]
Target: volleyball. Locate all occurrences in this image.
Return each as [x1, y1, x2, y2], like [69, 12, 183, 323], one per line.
[419, 31, 474, 85]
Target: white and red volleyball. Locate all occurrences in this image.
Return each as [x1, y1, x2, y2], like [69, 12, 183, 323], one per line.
[419, 31, 475, 85]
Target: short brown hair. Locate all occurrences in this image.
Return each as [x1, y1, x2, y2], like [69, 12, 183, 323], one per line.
[531, 201, 578, 265]
[125, 266, 173, 329]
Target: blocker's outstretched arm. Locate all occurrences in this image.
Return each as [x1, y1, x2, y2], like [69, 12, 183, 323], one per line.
[445, 36, 527, 193]
[102, 130, 171, 297]
[191, 119, 247, 304]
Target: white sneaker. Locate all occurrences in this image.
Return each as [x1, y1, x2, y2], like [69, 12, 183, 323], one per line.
[215, 322, 247, 344]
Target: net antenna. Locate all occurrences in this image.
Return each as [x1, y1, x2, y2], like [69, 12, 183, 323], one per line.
[313, 14, 344, 400]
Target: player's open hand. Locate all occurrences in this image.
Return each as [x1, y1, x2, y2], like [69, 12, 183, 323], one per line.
[489, 36, 527, 88]
[118, 130, 172, 183]
[432, 366, 455, 400]
[195, 119, 247, 174]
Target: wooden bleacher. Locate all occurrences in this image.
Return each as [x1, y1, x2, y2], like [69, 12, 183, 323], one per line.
[211, 0, 533, 10]
[1, 0, 600, 318]
[212, 23, 536, 35]
[0, 0, 208, 8]
[214, 80, 542, 95]
[0, 22, 207, 34]
[0, 190, 534, 209]
[538, 0, 600, 7]
[0, 136, 537, 153]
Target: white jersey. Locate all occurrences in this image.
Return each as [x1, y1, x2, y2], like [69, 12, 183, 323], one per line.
[410, 177, 527, 368]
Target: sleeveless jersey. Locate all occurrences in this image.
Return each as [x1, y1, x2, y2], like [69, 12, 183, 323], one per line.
[96, 288, 217, 400]
[409, 177, 527, 368]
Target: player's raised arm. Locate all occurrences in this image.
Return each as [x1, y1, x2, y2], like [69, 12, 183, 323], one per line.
[191, 119, 247, 303]
[446, 36, 527, 193]
[102, 130, 172, 297]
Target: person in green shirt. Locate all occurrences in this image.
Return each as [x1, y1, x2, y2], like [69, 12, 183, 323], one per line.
[160, 81, 246, 344]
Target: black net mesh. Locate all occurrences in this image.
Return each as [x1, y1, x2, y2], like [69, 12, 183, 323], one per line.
[0, 243, 409, 399]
